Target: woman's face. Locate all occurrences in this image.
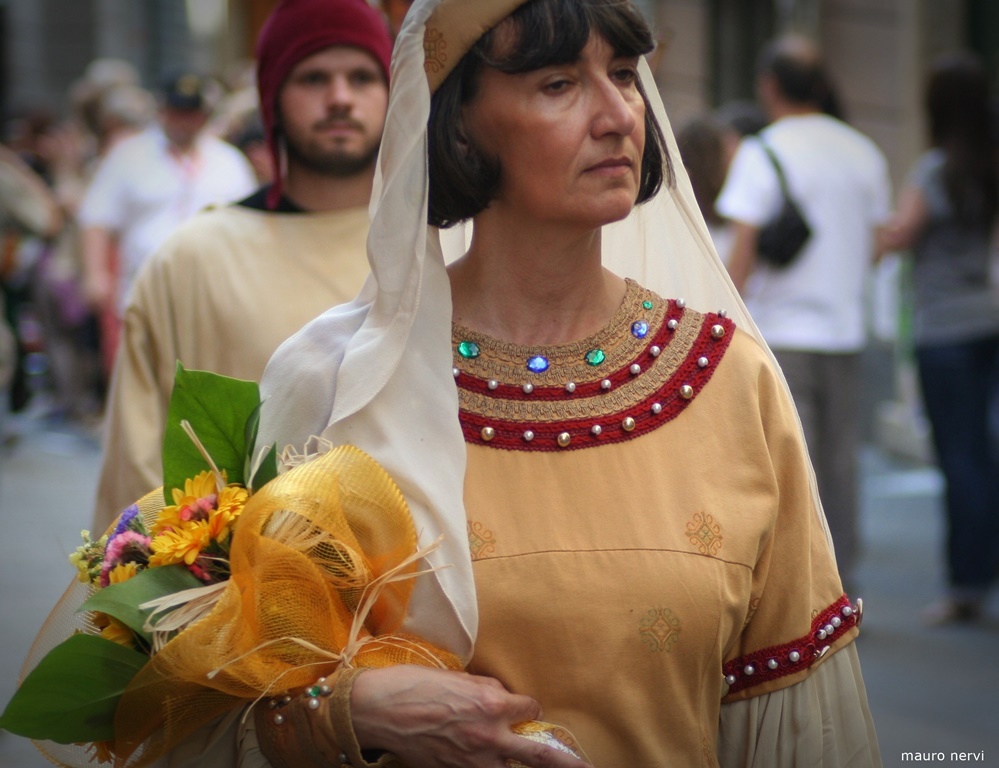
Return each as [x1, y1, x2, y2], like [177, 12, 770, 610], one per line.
[462, 31, 646, 230]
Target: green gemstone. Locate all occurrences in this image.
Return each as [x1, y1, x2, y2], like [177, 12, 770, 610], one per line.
[457, 341, 480, 359]
[643, 300, 654, 310]
[585, 348, 606, 366]
[307, 686, 321, 697]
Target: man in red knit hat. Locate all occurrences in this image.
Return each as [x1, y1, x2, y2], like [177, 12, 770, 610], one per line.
[91, 0, 392, 527]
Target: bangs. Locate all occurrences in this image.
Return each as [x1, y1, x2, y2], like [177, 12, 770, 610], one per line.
[476, 0, 655, 75]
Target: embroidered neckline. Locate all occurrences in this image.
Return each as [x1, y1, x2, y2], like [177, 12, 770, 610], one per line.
[452, 281, 735, 451]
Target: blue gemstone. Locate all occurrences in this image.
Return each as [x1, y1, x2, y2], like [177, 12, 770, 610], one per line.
[631, 320, 649, 339]
[526, 355, 550, 374]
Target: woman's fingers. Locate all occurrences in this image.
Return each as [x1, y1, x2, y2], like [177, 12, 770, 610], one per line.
[349, 665, 576, 767]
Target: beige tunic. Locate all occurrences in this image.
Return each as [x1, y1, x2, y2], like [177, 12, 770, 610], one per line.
[92, 203, 370, 529]
[454, 281, 880, 765]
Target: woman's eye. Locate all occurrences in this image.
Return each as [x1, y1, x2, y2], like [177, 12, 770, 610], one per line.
[612, 67, 638, 85]
[544, 79, 571, 93]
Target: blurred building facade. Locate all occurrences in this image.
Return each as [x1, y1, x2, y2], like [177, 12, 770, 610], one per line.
[1, 0, 993, 185]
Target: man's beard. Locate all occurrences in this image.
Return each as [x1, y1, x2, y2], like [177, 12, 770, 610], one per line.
[284, 133, 379, 177]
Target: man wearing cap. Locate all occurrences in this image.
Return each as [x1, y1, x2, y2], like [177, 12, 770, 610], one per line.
[91, 0, 392, 527]
[78, 73, 256, 351]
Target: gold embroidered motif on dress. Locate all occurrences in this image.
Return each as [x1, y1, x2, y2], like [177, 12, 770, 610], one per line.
[686, 511, 723, 556]
[638, 607, 681, 653]
[423, 27, 447, 75]
[743, 597, 760, 629]
[467, 520, 496, 560]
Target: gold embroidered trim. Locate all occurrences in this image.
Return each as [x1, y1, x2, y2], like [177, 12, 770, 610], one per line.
[453, 281, 703, 424]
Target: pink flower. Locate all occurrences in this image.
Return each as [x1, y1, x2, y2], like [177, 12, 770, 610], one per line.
[99, 531, 152, 587]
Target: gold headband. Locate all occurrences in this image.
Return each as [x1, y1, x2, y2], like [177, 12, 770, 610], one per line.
[423, 0, 532, 92]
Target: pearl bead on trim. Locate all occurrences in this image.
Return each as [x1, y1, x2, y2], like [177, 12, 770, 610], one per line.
[591, 424, 603, 436]
[273, 713, 285, 725]
[600, 379, 612, 390]
[725, 674, 737, 686]
[307, 697, 321, 710]
[680, 384, 694, 399]
[667, 319, 679, 330]
[676, 298, 686, 309]
[767, 659, 779, 670]
[557, 432, 572, 448]
[630, 363, 641, 375]
[651, 403, 663, 414]
[523, 430, 534, 442]
[650, 345, 661, 357]
[622, 417, 636, 432]
[789, 651, 801, 663]
[565, 381, 576, 393]
[452, 367, 460, 378]
[522, 383, 534, 394]
[711, 324, 725, 339]
[744, 664, 755, 676]
[488, 379, 499, 390]
[481, 427, 496, 442]
[697, 356, 709, 368]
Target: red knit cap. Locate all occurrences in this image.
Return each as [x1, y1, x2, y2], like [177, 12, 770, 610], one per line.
[256, 0, 393, 208]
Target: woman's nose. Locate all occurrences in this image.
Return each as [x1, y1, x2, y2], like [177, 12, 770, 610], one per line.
[591, 78, 639, 138]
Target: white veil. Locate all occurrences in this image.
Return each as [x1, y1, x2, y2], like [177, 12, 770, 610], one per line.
[258, 0, 825, 661]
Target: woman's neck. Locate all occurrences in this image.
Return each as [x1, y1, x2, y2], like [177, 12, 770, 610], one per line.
[448, 217, 626, 346]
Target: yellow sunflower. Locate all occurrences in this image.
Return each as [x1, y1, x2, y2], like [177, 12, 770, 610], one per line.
[153, 470, 227, 534]
[206, 485, 249, 543]
[107, 562, 141, 584]
[93, 613, 135, 650]
[149, 522, 211, 566]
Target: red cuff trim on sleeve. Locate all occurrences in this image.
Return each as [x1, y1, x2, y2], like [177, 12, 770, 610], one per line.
[722, 595, 862, 695]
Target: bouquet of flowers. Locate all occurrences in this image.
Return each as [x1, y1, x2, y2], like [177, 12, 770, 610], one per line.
[0, 365, 583, 767]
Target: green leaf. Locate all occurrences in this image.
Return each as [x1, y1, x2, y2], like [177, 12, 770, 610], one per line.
[0, 633, 148, 743]
[250, 443, 279, 492]
[163, 363, 261, 502]
[243, 401, 263, 484]
[80, 565, 203, 642]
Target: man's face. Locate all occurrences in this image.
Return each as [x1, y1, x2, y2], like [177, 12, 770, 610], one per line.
[160, 107, 208, 150]
[277, 46, 388, 177]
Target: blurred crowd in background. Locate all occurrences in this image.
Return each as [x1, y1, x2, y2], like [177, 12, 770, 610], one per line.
[0, 55, 273, 428]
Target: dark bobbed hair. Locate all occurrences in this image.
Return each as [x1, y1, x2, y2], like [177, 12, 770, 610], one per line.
[925, 51, 998, 229]
[428, 0, 673, 228]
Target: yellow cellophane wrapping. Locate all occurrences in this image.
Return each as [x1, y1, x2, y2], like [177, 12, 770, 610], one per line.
[108, 445, 462, 766]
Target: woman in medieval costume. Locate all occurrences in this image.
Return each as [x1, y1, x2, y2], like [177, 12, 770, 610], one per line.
[248, 0, 883, 765]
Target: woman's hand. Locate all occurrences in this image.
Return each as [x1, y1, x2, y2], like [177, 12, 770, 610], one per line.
[349, 665, 591, 768]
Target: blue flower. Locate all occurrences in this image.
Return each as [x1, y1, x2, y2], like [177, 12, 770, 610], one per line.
[110, 504, 141, 540]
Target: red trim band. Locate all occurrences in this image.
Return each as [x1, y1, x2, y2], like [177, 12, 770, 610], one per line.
[458, 311, 735, 452]
[722, 595, 861, 695]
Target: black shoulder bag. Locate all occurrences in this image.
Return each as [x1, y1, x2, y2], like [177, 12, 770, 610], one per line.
[756, 141, 812, 269]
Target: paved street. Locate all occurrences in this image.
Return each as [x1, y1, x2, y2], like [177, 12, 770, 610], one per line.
[1, 412, 997, 767]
